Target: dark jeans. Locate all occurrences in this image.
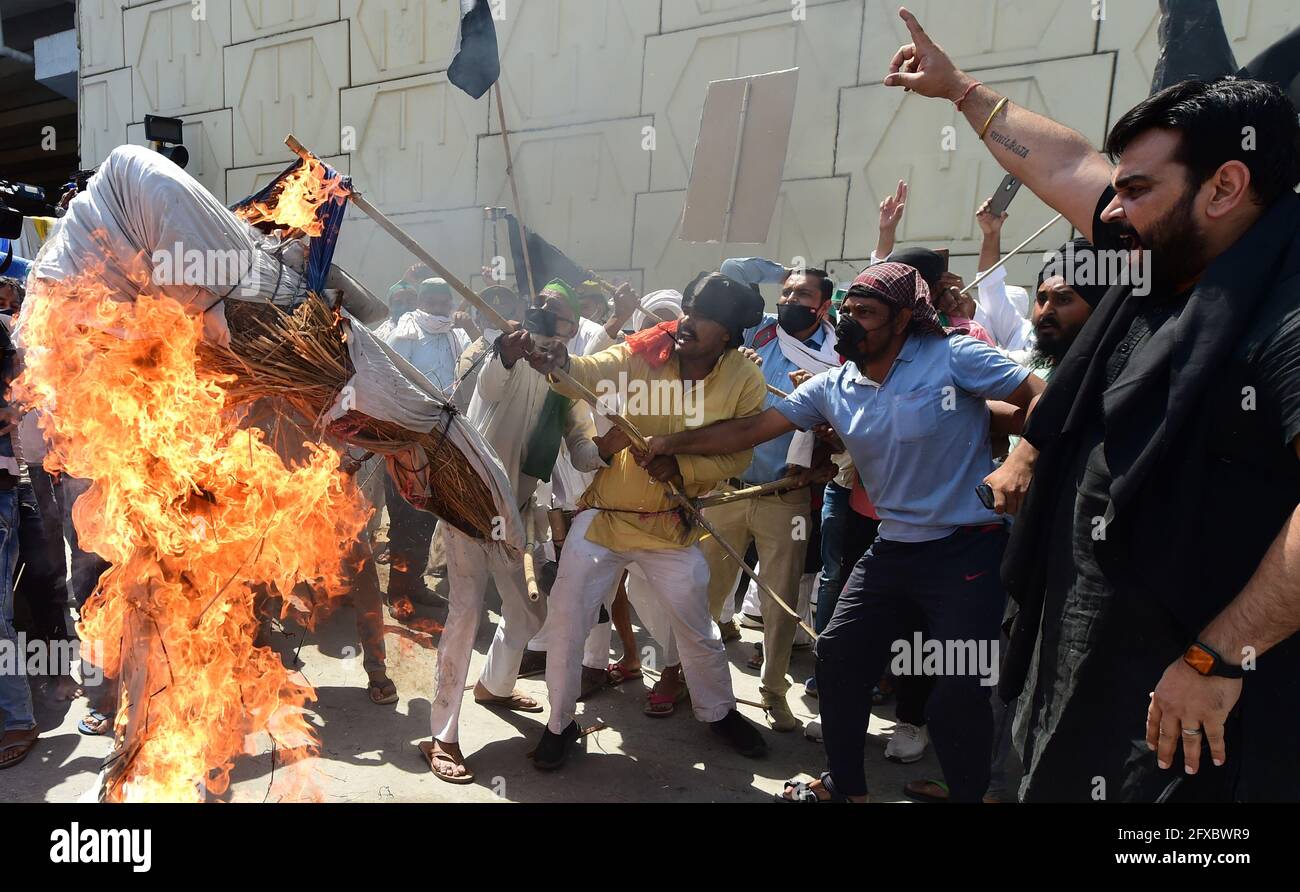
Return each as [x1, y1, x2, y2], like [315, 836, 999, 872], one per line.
[15, 474, 71, 643]
[383, 475, 437, 601]
[815, 496, 879, 633]
[816, 525, 1008, 802]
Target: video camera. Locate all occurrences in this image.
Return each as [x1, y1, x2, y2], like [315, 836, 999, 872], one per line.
[0, 178, 54, 240]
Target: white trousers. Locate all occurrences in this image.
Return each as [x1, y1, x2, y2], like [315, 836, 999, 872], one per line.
[430, 526, 546, 743]
[529, 598, 614, 670]
[544, 510, 735, 733]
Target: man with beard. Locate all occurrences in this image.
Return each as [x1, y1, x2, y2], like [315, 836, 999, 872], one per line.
[887, 7, 1300, 801]
[641, 263, 1044, 802]
[504, 272, 770, 770]
[1013, 239, 1106, 381]
[653, 262, 839, 731]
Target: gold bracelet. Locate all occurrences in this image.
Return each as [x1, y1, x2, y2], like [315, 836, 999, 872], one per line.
[979, 96, 1009, 141]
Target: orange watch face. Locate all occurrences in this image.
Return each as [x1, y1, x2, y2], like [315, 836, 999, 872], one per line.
[1185, 644, 1215, 676]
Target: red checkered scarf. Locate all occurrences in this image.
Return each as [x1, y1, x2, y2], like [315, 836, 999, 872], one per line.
[851, 263, 946, 337]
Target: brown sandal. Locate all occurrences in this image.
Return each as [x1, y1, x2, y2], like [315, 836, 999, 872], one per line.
[474, 689, 543, 713]
[0, 729, 38, 770]
[418, 740, 475, 785]
[367, 676, 399, 705]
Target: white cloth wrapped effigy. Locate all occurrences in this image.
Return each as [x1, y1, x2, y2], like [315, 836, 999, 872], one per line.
[26, 144, 523, 552]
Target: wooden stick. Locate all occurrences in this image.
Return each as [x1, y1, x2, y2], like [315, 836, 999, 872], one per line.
[521, 505, 542, 602]
[493, 82, 539, 303]
[959, 212, 1063, 295]
[285, 135, 812, 638]
[695, 479, 808, 509]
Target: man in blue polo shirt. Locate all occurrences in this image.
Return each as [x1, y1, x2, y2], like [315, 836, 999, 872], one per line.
[641, 262, 1044, 801]
[662, 259, 840, 732]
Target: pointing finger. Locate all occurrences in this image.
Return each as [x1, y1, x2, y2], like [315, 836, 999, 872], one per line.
[898, 7, 933, 48]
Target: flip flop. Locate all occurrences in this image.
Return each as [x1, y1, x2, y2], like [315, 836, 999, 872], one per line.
[77, 710, 112, 736]
[418, 740, 475, 785]
[606, 661, 643, 686]
[0, 731, 38, 770]
[474, 690, 544, 713]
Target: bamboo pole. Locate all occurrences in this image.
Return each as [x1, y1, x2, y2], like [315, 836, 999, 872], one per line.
[695, 478, 808, 509]
[521, 505, 542, 602]
[283, 135, 813, 636]
[493, 82, 539, 303]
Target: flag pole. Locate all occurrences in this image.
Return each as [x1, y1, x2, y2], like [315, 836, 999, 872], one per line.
[493, 81, 540, 304]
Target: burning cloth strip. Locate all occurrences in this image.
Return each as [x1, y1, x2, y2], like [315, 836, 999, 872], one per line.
[16, 146, 521, 801]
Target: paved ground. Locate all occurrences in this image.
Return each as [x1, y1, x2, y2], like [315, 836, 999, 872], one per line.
[9, 557, 944, 804]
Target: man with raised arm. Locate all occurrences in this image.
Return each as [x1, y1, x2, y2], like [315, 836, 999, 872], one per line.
[882, 7, 1300, 801]
[642, 263, 1044, 802]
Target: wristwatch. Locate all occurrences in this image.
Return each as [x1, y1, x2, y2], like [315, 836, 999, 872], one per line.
[1183, 640, 1244, 679]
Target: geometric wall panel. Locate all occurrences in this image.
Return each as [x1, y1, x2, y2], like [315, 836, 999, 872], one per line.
[80, 0, 127, 76]
[478, 117, 653, 272]
[492, 0, 658, 131]
[126, 0, 231, 120]
[344, 0, 464, 87]
[642, 0, 862, 192]
[661, 0, 840, 33]
[80, 67, 134, 167]
[232, 0, 340, 44]
[225, 22, 348, 167]
[340, 71, 486, 213]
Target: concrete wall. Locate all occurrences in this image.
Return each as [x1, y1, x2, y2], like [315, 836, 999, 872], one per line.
[78, 0, 1297, 301]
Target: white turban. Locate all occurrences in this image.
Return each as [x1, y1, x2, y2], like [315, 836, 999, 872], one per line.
[631, 289, 683, 331]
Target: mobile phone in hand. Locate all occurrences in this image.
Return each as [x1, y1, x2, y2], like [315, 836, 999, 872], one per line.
[987, 174, 1022, 217]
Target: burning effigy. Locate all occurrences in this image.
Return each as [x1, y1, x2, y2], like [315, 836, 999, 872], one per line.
[13, 145, 522, 801]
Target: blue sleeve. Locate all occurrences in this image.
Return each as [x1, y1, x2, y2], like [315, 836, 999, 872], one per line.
[720, 256, 786, 287]
[773, 372, 829, 431]
[947, 335, 1031, 400]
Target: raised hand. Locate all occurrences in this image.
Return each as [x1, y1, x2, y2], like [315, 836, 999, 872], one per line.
[882, 7, 973, 102]
[976, 198, 1009, 236]
[879, 180, 908, 232]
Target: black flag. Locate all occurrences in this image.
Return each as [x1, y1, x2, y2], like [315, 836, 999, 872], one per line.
[448, 0, 501, 100]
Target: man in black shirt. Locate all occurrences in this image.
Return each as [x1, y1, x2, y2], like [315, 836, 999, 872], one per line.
[884, 8, 1300, 801]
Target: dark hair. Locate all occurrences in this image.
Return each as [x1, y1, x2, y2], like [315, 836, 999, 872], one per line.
[682, 271, 766, 349]
[1105, 77, 1300, 207]
[783, 266, 834, 303]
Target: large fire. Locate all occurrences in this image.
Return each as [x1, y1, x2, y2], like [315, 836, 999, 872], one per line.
[13, 256, 370, 801]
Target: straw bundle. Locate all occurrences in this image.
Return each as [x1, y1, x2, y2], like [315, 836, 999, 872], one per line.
[199, 294, 500, 541]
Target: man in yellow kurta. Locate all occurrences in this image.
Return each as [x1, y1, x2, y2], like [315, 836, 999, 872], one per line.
[500, 272, 771, 769]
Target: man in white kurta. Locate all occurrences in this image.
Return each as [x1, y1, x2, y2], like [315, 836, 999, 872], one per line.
[422, 283, 609, 783]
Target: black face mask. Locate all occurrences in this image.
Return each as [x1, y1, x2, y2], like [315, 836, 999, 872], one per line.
[523, 307, 559, 336]
[834, 316, 867, 362]
[777, 303, 819, 337]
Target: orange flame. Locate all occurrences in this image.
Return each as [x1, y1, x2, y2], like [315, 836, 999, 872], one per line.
[235, 156, 350, 237]
[13, 258, 369, 802]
